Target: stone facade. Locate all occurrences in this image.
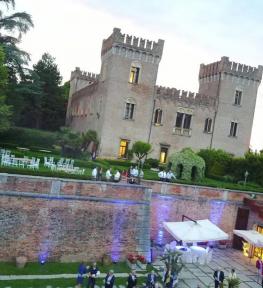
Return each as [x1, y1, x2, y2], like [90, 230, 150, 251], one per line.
[1, 173, 262, 262]
[66, 28, 262, 159]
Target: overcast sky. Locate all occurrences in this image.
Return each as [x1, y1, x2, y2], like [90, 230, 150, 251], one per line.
[14, 0, 263, 151]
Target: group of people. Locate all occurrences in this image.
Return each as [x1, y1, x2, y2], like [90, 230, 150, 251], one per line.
[76, 263, 159, 288]
[91, 165, 144, 184]
[213, 268, 237, 288]
[158, 169, 176, 182]
[91, 167, 121, 182]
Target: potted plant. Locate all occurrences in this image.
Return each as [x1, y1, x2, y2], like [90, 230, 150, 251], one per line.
[126, 254, 137, 269]
[227, 278, 241, 288]
[136, 255, 147, 270]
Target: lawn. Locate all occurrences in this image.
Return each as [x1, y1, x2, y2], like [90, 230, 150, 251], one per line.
[0, 261, 155, 288]
[1, 146, 263, 193]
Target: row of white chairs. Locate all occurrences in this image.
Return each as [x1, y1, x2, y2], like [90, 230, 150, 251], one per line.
[1, 154, 40, 170]
[44, 156, 84, 175]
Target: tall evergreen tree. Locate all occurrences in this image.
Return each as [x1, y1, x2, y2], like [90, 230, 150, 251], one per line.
[0, 45, 12, 132]
[33, 53, 66, 130]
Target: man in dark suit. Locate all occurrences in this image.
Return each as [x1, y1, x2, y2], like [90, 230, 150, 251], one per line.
[127, 270, 137, 288]
[146, 270, 157, 288]
[87, 262, 99, 288]
[213, 269, 224, 288]
[105, 270, 115, 288]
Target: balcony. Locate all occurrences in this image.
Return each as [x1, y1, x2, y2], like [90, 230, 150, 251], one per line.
[173, 127, 192, 137]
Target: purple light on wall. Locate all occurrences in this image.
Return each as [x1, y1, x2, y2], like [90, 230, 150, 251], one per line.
[209, 200, 226, 225]
[111, 208, 125, 262]
[154, 195, 172, 245]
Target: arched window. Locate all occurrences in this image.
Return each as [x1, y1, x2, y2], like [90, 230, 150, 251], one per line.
[154, 108, 162, 125]
[204, 118, 212, 133]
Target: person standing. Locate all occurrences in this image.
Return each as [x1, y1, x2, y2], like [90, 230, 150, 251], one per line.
[87, 262, 100, 288]
[92, 167, 98, 180]
[105, 168, 112, 181]
[105, 270, 115, 288]
[146, 270, 157, 288]
[213, 269, 224, 288]
[76, 262, 87, 288]
[127, 270, 137, 288]
[228, 268, 237, 288]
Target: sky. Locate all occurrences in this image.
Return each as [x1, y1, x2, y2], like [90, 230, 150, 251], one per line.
[12, 0, 263, 150]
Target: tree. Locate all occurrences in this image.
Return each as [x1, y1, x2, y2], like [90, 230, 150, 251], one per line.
[57, 127, 82, 157]
[132, 141, 151, 183]
[0, 0, 33, 81]
[161, 249, 184, 281]
[0, 45, 12, 132]
[81, 130, 99, 153]
[33, 53, 66, 130]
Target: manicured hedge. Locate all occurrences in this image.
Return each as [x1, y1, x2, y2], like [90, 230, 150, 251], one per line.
[0, 127, 58, 150]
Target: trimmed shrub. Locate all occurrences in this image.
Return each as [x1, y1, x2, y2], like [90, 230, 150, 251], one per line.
[0, 127, 58, 149]
[145, 158, 159, 168]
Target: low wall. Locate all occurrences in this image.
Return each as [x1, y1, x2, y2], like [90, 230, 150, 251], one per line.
[0, 174, 259, 262]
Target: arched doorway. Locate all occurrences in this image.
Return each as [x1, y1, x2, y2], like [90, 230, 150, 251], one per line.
[191, 166, 197, 181]
[177, 164, 183, 179]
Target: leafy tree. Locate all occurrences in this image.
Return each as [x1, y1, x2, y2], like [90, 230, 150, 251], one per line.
[0, 45, 12, 132]
[81, 130, 99, 152]
[132, 141, 151, 183]
[33, 53, 66, 130]
[57, 127, 82, 157]
[0, 0, 33, 81]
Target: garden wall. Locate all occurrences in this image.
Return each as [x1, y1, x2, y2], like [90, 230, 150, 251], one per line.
[0, 174, 151, 262]
[0, 174, 260, 262]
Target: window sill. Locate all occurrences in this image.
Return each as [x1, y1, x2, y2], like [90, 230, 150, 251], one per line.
[153, 123, 163, 126]
[203, 131, 212, 134]
[233, 104, 242, 107]
[173, 127, 192, 137]
[228, 135, 238, 138]
[128, 82, 138, 85]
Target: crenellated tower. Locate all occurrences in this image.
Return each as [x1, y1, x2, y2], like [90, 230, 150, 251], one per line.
[199, 56, 263, 155]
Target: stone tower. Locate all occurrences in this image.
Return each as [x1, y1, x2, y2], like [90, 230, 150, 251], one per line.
[199, 57, 263, 155]
[98, 28, 164, 157]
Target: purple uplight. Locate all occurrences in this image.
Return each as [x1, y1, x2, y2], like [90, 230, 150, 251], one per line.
[209, 200, 226, 225]
[111, 208, 125, 262]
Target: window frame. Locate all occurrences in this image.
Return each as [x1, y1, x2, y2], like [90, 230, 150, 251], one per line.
[124, 102, 135, 120]
[118, 139, 129, 158]
[234, 90, 242, 106]
[154, 108, 163, 125]
[204, 118, 213, 133]
[129, 66, 140, 84]
[229, 121, 238, 137]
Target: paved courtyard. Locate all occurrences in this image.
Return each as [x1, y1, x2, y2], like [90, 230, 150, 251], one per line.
[156, 248, 261, 288]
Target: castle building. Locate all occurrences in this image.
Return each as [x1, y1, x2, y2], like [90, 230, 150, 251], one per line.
[66, 28, 263, 161]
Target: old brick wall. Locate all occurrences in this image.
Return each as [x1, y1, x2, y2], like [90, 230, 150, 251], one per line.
[0, 174, 151, 262]
[0, 174, 259, 262]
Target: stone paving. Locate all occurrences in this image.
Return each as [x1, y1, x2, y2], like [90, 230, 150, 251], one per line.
[153, 248, 261, 288]
[0, 248, 261, 287]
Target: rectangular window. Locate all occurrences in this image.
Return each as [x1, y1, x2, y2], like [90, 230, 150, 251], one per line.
[175, 112, 192, 129]
[183, 114, 192, 129]
[160, 147, 168, 164]
[230, 121, 238, 137]
[129, 66, 140, 84]
[124, 103, 135, 120]
[234, 90, 242, 105]
[175, 112, 184, 128]
[119, 140, 129, 158]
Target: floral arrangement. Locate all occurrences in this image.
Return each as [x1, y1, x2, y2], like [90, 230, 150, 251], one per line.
[127, 254, 147, 264]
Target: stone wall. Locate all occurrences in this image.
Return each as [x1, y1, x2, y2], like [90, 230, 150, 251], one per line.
[0, 174, 260, 262]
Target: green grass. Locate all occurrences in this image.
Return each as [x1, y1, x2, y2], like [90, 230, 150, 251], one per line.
[0, 262, 155, 288]
[0, 261, 133, 275]
[1, 146, 263, 193]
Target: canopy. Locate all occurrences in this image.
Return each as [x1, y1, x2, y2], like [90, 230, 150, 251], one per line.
[163, 219, 229, 243]
[233, 230, 263, 247]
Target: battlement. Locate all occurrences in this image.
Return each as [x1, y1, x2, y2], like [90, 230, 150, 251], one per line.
[71, 67, 99, 82]
[199, 56, 263, 82]
[155, 86, 216, 107]
[101, 27, 164, 58]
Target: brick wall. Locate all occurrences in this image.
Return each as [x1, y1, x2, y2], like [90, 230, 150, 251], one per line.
[0, 174, 151, 262]
[0, 174, 259, 262]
